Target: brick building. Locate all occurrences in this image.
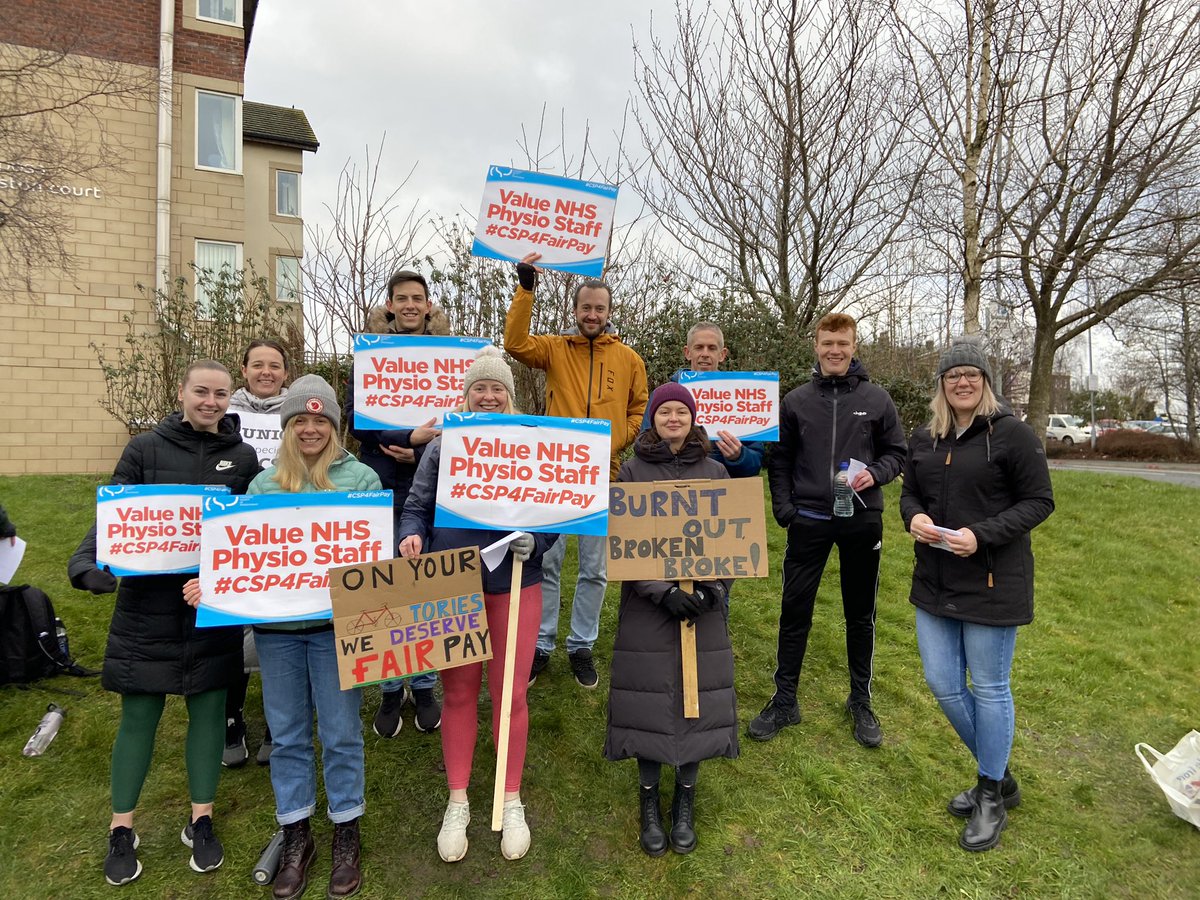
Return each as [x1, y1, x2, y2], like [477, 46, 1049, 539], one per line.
[0, 1, 317, 475]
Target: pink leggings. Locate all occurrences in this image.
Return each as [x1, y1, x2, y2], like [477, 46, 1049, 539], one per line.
[440, 583, 541, 793]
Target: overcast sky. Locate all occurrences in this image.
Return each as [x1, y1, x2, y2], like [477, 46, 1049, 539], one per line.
[244, 0, 671, 235]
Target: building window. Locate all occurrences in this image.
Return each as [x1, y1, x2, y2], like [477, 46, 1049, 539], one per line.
[196, 90, 241, 173]
[276, 256, 301, 303]
[276, 171, 300, 217]
[197, 0, 241, 26]
[194, 240, 242, 316]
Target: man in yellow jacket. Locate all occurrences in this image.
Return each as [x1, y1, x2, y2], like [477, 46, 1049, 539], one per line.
[504, 253, 648, 689]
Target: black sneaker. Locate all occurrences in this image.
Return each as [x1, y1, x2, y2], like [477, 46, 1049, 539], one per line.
[181, 814, 224, 872]
[412, 686, 442, 732]
[104, 826, 141, 886]
[372, 686, 405, 737]
[568, 649, 599, 689]
[222, 716, 248, 768]
[528, 649, 551, 686]
[847, 699, 883, 748]
[747, 700, 801, 741]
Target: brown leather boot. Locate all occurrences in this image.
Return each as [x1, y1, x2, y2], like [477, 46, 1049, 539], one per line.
[327, 818, 361, 898]
[272, 818, 315, 900]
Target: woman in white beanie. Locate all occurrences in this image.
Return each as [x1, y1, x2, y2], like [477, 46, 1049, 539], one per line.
[398, 346, 557, 863]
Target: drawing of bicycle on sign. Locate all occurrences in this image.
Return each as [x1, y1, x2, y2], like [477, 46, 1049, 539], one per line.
[348, 605, 403, 635]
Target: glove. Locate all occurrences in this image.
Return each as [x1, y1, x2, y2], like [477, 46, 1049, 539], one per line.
[78, 567, 117, 595]
[516, 261, 538, 291]
[510, 532, 535, 562]
[693, 583, 722, 612]
[660, 587, 702, 621]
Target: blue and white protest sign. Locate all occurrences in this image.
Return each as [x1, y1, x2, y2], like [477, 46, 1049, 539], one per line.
[353, 334, 492, 430]
[96, 484, 231, 576]
[435, 413, 611, 535]
[196, 491, 394, 627]
[677, 371, 780, 442]
[471, 166, 619, 277]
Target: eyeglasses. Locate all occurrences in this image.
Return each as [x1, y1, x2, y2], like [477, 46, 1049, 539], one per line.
[943, 369, 983, 384]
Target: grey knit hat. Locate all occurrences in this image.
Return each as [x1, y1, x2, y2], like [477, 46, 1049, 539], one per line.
[279, 374, 341, 429]
[937, 336, 993, 385]
[463, 345, 516, 399]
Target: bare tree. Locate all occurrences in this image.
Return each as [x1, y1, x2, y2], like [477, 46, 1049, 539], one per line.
[300, 137, 431, 362]
[631, 0, 929, 335]
[0, 39, 151, 296]
[893, 0, 1200, 431]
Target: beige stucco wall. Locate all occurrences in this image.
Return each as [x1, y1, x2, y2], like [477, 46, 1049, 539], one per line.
[0, 48, 259, 476]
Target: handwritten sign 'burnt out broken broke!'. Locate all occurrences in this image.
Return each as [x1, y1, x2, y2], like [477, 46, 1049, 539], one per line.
[606, 478, 769, 582]
[328, 548, 490, 691]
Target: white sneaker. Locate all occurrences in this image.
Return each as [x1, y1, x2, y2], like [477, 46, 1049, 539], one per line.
[500, 798, 531, 860]
[437, 800, 470, 863]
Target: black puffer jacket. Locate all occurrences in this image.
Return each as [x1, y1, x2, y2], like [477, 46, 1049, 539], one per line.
[900, 410, 1054, 626]
[768, 359, 907, 524]
[68, 413, 260, 695]
[604, 431, 738, 766]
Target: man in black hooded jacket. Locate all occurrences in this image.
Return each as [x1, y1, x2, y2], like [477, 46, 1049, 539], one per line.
[749, 312, 907, 747]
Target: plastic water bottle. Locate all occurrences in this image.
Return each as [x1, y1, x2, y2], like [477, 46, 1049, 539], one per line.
[23, 704, 65, 757]
[252, 829, 286, 885]
[834, 461, 855, 518]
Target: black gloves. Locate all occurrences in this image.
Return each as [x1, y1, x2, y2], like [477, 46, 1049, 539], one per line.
[78, 567, 117, 595]
[660, 587, 702, 621]
[516, 261, 538, 291]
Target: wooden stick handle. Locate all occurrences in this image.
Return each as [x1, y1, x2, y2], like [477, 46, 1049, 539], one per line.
[491, 555, 525, 831]
[679, 578, 699, 719]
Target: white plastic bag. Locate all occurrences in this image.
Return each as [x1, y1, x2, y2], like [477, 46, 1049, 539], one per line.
[1135, 730, 1200, 830]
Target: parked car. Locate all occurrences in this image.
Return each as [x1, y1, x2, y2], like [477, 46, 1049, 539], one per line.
[1145, 422, 1190, 440]
[1046, 414, 1089, 445]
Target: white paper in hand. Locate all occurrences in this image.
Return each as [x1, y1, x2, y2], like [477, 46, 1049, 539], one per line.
[480, 531, 522, 572]
[0, 536, 27, 583]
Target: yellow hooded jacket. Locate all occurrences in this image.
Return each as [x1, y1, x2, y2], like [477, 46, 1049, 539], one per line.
[504, 285, 648, 478]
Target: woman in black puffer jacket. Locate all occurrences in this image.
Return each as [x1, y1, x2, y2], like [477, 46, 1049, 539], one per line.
[68, 360, 259, 886]
[605, 383, 737, 859]
[900, 338, 1054, 855]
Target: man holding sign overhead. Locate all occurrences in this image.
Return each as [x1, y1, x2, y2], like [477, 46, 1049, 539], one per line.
[750, 312, 907, 748]
[504, 254, 648, 689]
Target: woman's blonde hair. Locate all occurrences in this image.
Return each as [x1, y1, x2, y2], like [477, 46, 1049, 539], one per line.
[271, 417, 343, 492]
[929, 377, 1001, 438]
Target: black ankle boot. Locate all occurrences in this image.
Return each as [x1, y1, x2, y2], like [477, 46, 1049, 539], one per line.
[669, 781, 697, 854]
[960, 776, 1007, 852]
[948, 767, 1020, 818]
[638, 785, 668, 857]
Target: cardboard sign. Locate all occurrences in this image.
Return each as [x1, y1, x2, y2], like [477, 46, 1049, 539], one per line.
[435, 413, 611, 535]
[470, 166, 618, 277]
[328, 548, 490, 690]
[195, 491, 394, 627]
[676, 371, 780, 442]
[607, 478, 769, 581]
[353, 335, 492, 430]
[237, 410, 283, 467]
[96, 484, 231, 576]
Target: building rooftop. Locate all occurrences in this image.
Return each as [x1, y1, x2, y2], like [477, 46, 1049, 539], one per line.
[243, 101, 319, 152]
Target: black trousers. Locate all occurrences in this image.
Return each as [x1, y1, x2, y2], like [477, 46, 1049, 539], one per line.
[771, 511, 882, 708]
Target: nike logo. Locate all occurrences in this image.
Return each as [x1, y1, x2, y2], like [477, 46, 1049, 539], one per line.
[215, 460, 234, 471]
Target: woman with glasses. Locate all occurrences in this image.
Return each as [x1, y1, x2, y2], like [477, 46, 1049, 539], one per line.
[900, 337, 1054, 853]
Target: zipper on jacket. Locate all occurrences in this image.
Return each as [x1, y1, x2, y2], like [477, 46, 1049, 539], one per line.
[986, 547, 994, 588]
[586, 342, 595, 418]
[829, 388, 839, 505]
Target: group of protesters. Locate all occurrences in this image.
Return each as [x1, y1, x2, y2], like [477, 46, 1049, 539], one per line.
[65, 253, 1053, 894]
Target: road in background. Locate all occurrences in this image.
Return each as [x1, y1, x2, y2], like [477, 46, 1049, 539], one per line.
[1049, 460, 1200, 489]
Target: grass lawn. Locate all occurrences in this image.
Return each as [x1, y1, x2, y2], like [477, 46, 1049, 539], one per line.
[0, 471, 1197, 898]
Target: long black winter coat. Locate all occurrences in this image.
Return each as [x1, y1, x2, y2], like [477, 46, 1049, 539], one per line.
[68, 413, 260, 695]
[604, 431, 738, 766]
[900, 409, 1054, 626]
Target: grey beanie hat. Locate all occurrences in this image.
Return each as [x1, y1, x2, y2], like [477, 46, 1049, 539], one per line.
[463, 345, 516, 399]
[937, 335, 993, 385]
[279, 374, 341, 429]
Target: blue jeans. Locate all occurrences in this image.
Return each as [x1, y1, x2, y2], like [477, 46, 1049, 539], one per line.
[538, 533, 607, 653]
[915, 608, 1017, 780]
[255, 628, 365, 825]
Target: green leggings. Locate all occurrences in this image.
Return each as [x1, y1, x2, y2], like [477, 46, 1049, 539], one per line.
[110, 689, 226, 815]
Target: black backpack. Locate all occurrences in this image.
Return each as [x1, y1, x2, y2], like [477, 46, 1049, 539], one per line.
[0, 584, 96, 685]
